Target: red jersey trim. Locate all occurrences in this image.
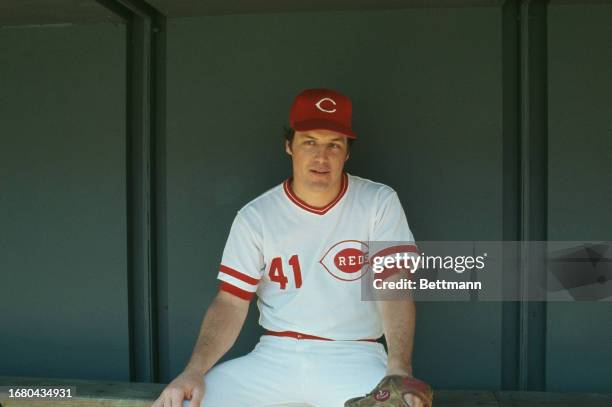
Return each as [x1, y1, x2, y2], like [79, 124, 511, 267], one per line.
[219, 264, 260, 285]
[283, 172, 348, 215]
[264, 330, 379, 342]
[219, 281, 254, 301]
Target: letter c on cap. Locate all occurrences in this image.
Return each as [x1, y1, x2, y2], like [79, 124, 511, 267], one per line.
[315, 97, 337, 113]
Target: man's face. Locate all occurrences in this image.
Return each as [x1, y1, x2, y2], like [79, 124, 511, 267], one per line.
[285, 129, 350, 192]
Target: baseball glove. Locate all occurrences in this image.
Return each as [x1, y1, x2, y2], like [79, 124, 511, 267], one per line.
[344, 375, 433, 407]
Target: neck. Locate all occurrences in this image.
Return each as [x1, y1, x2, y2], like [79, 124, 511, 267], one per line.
[291, 174, 344, 208]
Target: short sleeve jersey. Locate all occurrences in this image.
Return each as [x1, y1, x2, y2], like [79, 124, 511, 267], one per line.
[217, 173, 416, 341]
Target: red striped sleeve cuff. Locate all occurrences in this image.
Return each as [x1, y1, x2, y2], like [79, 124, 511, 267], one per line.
[219, 281, 255, 301]
[372, 244, 420, 281]
[372, 244, 419, 258]
[219, 264, 260, 285]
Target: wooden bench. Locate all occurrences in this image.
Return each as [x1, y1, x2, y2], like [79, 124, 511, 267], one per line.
[1, 376, 611, 406]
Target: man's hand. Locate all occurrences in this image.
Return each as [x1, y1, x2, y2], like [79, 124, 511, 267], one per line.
[404, 393, 425, 407]
[152, 367, 205, 407]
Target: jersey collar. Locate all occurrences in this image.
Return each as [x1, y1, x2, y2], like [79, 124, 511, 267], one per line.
[283, 172, 349, 215]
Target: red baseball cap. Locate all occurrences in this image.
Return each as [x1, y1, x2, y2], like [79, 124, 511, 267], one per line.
[289, 88, 356, 139]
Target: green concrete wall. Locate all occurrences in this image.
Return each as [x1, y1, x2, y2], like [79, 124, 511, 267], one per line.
[546, 3, 612, 393]
[0, 23, 129, 379]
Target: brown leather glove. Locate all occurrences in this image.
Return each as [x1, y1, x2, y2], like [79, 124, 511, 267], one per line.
[344, 375, 433, 407]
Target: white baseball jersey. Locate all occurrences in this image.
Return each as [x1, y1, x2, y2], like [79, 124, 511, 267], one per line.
[217, 172, 416, 341]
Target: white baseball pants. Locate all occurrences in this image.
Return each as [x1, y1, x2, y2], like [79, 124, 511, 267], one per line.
[184, 335, 388, 407]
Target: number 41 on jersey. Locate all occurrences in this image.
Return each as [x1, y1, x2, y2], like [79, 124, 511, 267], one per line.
[268, 255, 302, 289]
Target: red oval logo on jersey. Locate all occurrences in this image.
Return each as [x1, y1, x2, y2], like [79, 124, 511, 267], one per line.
[319, 240, 369, 282]
[334, 248, 366, 273]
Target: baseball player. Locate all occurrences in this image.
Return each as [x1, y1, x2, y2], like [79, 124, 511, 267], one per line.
[152, 89, 432, 407]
